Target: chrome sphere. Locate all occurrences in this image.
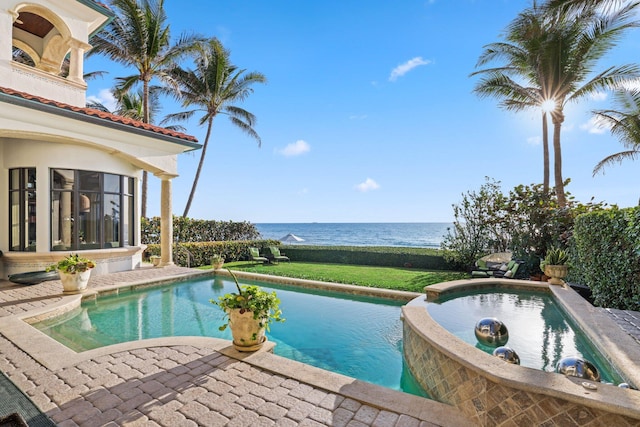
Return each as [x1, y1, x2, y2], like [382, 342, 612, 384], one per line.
[556, 356, 601, 382]
[474, 317, 509, 347]
[619, 383, 630, 389]
[492, 346, 520, 364]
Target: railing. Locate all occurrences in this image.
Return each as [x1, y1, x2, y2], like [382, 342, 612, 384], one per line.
[174, 244, 195, 268]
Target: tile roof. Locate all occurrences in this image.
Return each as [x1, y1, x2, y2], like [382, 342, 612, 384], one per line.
[0, 86, 199, 144]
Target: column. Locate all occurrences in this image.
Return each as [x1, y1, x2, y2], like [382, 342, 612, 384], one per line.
[159, 175, 174, 267]
[1, 10, 17, 61]
[67, 39, 91, 84]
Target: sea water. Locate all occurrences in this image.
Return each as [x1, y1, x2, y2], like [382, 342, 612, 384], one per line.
[256, 223, 452, 248]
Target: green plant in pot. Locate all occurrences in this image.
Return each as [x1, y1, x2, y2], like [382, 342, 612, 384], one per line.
[210, 269, 284, 351]
[540, 247, 569, 286]
[46, 253, 96, 294]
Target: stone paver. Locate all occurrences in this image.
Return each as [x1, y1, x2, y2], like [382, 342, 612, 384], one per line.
[0, 266, 462, 426]
[3, 266, 638, 426]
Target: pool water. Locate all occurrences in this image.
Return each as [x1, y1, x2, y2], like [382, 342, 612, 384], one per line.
[425, 288, 624, 384]
[34, 276, 427, 397]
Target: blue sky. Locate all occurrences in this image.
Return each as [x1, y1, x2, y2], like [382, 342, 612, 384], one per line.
[86, 0, 640, 223]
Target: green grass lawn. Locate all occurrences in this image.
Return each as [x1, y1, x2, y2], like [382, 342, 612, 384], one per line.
[202, 261, 467, 293]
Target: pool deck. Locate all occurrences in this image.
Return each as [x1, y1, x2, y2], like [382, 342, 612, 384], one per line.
[0, 266, 473, 427]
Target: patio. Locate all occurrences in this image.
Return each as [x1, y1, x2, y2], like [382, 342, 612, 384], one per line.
[0, 266, 471, 427]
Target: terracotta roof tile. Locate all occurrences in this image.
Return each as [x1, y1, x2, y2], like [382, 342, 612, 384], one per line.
[0, 86, 199, 143]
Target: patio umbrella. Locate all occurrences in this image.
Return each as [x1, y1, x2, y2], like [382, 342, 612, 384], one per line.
[280, 233, 304, 243]
[479, 252, 512, 263]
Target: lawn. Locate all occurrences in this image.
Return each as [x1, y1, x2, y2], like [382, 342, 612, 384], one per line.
[202, 261, 468, 293]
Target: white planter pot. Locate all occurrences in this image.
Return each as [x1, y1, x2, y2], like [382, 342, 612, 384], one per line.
[59, 270, 92, 294]
[227, 309, 267, 352]
[545, 265, 568, 286]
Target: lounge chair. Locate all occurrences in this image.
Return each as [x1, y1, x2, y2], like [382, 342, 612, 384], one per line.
[471, 260, 521, 279]
[249, 247, 269, 264]
[268, 246, 290, 263]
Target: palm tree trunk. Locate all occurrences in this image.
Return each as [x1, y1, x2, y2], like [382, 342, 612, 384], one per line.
[141, 78, 150, 218]
[542, 112, 550, 194]
[183, 117, 214, 217]
[551, 110, 566, 207]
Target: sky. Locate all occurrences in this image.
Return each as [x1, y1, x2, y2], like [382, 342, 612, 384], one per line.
[85, 0, 640, 224]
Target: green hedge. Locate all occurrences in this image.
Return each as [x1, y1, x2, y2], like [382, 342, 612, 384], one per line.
[280, 245, 454, 270]
[570, 207, 640, 310]
[141, 216, 260, 244]
[145, 240, 280, 267]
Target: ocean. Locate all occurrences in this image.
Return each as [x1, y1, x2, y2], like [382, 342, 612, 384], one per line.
[255, 223, 452, 248]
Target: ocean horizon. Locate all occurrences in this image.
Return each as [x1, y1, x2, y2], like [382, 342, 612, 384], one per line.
[255, 222, 452, 248]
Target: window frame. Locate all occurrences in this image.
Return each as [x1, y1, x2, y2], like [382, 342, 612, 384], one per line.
[50, 169, 135, 251]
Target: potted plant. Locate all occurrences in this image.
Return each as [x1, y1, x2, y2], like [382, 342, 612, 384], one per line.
[149, 255, 161, 266]
[211, 254, 225, 269]
[540, 247, 569, 286]
[47, 253, 96, 294]
[210, 269, 284, 351]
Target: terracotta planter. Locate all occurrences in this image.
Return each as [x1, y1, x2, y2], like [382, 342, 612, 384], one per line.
[59, 269, 92, 294]
[544, 265, 568, 286]
[227, 309, 267, 352]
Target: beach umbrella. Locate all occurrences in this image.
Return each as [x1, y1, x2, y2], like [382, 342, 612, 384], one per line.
[280, 233, 304, 243]
[479, 252, 512, 263]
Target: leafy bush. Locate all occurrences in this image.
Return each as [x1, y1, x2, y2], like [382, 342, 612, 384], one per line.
[281, 245, 453, 270]
[144, 240, 280, 267]
[442, 178, 606, 275]
[570, 207, 640, 310]
[141, 216, 260, 244]
[441, 178, 509, 269]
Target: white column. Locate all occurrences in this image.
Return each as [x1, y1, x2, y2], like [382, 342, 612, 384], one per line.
[67, 39, 91, 84]
[159, 175, 174, 267]
[1, 9, 18, 62]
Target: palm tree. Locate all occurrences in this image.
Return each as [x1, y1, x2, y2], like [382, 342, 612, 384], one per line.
[535, 1, 640, 206]
[88, 0, 204, 217]
[473, 1, 640, 206]
[472, 2, 552, 192]
[163, 38, 266, 218]
[88, 89, 159, 121]
[592, 89, 640, 175]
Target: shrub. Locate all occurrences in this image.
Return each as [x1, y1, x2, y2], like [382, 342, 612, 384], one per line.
[570, 207, 640, 310]
[144, 240, 280, 267]
[141, 216, 260, 244]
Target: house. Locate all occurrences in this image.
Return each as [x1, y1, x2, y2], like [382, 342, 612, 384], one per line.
[0, 0, 200, 278]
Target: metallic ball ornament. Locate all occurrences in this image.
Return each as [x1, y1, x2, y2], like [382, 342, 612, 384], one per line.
[474, 317, 509, 347]
[492, 346, 520, 364]
[555, 356, 601, 382]
[618, 383, 630, 389]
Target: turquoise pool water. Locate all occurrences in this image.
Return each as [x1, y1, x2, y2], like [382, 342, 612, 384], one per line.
[34, 276, 427, 396]
[425, 288, 624, 384]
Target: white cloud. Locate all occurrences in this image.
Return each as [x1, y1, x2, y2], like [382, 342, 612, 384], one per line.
[87, 88, 117, 112]
[580, 116, 608, 134]
[590, 91, 607, 101]
[278, 140, 310, 157]
[389, 57, 431, 82]
[355, 178, 380, 192]
[527, 136, 541, 146]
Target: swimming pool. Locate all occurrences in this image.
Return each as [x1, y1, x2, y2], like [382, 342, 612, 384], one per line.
[33, 275, 427, 397]
[424, 288, 623, 383]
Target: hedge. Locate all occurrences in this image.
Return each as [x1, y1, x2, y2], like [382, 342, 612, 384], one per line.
[141, 216, 259, 244]
[570, 207, 640, 310]
[145, 240, 280, 267]
[279, 245, 454, 270]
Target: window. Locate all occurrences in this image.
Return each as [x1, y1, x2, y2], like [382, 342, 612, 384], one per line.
[9, 168, 36, 251]
[50, 169, 135, 251]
